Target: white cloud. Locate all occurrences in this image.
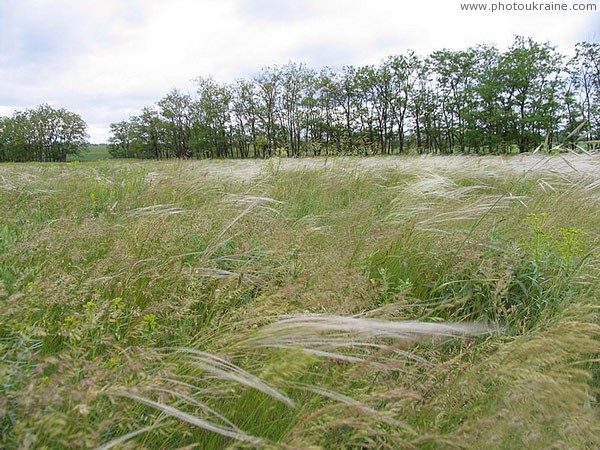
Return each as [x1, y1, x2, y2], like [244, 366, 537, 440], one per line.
[0, 0, 597, 143]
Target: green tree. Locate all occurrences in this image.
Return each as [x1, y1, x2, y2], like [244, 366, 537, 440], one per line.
[430, 48, 479, 152]
[498, 37, 564, 152]
[158, 89, 194, 158]
[231, 79, 260, 158]
[254, 67, 282, 157]
[109, 119, 139, 158]
[194, 77, 232, 158]
[278, 62, 312, 157]
[102, 38, 598, 159]
[569, 42, 600, 141]
[0, 104, 88, 162]
[137, 107, 167, 159]
[386, 52, 421, 153]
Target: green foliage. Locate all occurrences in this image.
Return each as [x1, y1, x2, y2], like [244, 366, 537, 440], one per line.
[509, 213, 589, 325]
[106, 37, 600, 159]
[0, 104, 88, 162]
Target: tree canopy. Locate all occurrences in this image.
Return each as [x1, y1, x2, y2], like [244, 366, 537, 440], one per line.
[108, 37, 599, 159]
[0, 105, 88, 162]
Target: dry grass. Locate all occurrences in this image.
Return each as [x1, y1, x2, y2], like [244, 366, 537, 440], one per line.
[0, 153, 598, 448]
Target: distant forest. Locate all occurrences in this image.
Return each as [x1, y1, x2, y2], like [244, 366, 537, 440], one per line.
[0, 36, 598, 162]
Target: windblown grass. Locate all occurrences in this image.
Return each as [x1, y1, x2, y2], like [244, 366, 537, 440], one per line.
[0, 154, 598, 448]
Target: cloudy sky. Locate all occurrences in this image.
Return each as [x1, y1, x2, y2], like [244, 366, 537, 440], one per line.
[0, 0, 598, 143]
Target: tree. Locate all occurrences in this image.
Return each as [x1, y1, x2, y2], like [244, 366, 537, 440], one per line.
[498, 36, 563, 152]
[231, 79, 260, 158]
[0, 114, 30, 161]
[103, 38, 598, 159]
[254, 67, 282, 158]
[278, 62, 311, 157]
[138, 107, 167, 159]
[470, 44, 507, 152]
[109, 120, 138, 158]
[569, 42, 600, 141]
[386, 52, 420, 153]
[194, 77, 233, 158]
[0, 104, 88, 162]
[158, 89, 194, 158]
[429, 48, 479, 152]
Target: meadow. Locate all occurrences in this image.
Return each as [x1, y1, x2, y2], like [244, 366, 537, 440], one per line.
[68, 145, 112, 162]
[0, 154, 599, 449]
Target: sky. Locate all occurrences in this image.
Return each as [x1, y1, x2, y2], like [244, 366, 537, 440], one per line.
[0, 0, 598, 143]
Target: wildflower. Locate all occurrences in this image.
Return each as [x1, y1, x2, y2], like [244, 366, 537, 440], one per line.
[84, 301, 96, 311]
[142, 313, 158, 331]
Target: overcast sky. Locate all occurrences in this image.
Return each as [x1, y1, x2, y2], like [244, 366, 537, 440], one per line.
[0, 0, 598, 143]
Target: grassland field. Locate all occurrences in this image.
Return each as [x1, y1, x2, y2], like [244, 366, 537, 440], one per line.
[0, 153, 599, 449]
[67, 145, 112, 162]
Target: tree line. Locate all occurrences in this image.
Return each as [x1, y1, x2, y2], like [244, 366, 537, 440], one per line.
[0, 104, 88, 162]
[0, 37, 598, 163]
[108, 37, 600, 159]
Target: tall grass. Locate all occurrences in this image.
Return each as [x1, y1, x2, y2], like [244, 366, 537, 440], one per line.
[0, 154, 598, 448]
